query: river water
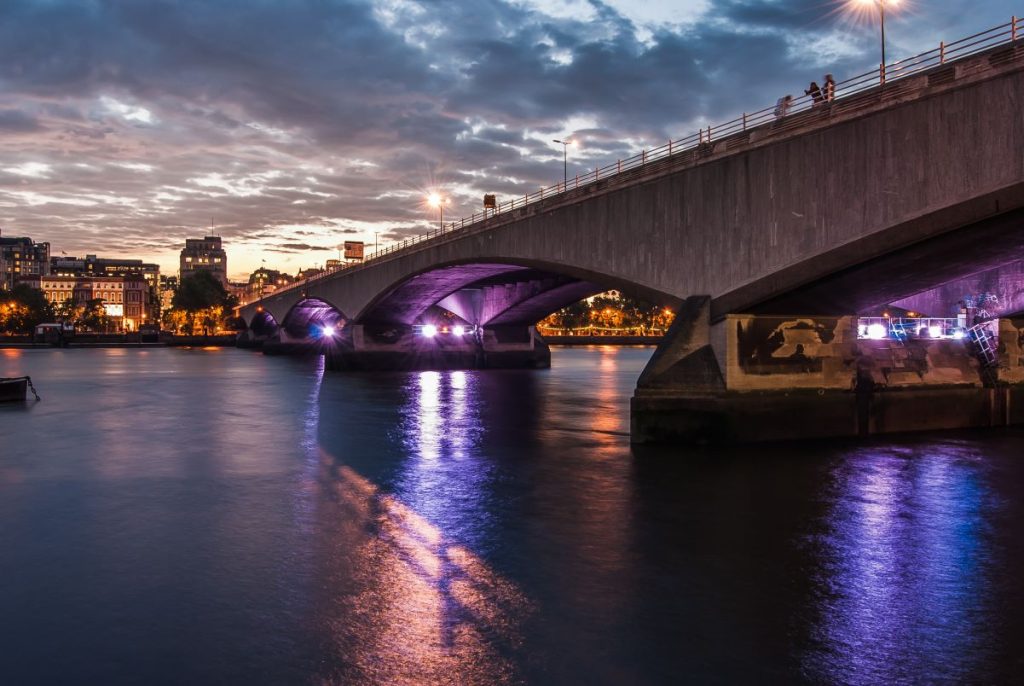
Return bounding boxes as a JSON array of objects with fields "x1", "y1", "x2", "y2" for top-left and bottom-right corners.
[{"x1": 2, "y1": 346, "x2": 1023, "y2": 685}]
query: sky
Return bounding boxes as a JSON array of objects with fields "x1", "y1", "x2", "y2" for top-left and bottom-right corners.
[{"x1": 0, "y1": 0, "x2": 1019, "y2": 280}]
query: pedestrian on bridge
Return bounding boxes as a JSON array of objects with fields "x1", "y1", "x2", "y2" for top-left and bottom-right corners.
[
  {"x1": 805, "y1": 81, "x2": 825, "y2": 106},
  {"x1": 774, "y1": 94, "x2": 794, "y2": 118},
  {"x1": 823, "y1": 74, "x2": 836, "y2": 103}
]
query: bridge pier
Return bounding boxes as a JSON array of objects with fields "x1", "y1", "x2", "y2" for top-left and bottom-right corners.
[
  {"x1": 631, "y1": 297, "x2": 1024, "y2": 444},
  {"x1": 323, "y1": 324, "x2": 550, "y2": 371}
]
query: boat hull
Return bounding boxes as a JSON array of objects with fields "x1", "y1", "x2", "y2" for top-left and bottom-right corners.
[{"x1": 0, "y1": 378, "x2": 28, "y2": 402}]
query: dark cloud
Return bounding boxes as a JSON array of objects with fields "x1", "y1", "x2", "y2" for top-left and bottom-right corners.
[
  {"x1": 274, "y1": 242, "x2": 333, "y2": 252},
  {"x1": 0, "y1": 109, "x2": 41, "y2": 132},
  {"x1": 0, "y1": 0, "x2": 1016, "y2": 277}
]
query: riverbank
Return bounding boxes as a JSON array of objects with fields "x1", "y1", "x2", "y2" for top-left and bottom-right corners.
[
  {"x1": 544, "y1": 335, "x2": 661, "y2": 345},
  {"x1": 0, "y1": 334, "x2": 238, "y2": 348}
]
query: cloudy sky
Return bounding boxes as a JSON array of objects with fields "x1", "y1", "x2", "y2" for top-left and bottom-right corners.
[{"x1": 0, "y1": 0, "x2": 1018, "y2": 279}]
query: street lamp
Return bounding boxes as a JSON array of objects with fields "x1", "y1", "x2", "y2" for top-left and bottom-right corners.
[
  {"x1": 553, "y1": 139, "x2": 576, "y2": 186},
  {"x1": 853, "y1": 0, "x2": 899, "y2": 71},
  {"x1": 427, "y1": 192, "x2": 450, "y2": 231}
]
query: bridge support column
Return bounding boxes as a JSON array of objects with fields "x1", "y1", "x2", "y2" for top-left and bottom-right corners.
[
  {"x1": 324, "y1": 324, "x2": 550, "y2": 371},
  {"x1": 262, "y1": 331, "x2": 322, "y2": 356},
  {"x1": 631, "y1": 299, "x2": 1020, "y2": 444}
]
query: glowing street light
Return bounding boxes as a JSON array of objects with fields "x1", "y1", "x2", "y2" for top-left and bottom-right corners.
[
  {"x1": 852, "y1": 0, "x2": 900, "y2": 72},
  {"x1": 552, "y1": 139, "x2": 577, "y2": 186},
  {"x1": 427, "y1": 192, "x2": 450, "y2": 231}
]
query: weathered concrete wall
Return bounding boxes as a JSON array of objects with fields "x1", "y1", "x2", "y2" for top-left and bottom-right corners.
[
  {"x1": 858, "y1": 338, "x2": 982, "y2": 388},
  {"x1": 715, "y1": 314, "x2": 981, "y2": 392},
  {"x1": 998, "y1": 317, "x2": 1024, "y2": 384},
  {"x1": 242, "y1": 49, "x2": 1024, "y2": 331},
  {"x1": 724, "y1": 315, "x2": 857, "y2": 391},
  {"x1": 631, "y1": 387, "x2": 1022, "y2": 444},
  {"x1": 632, "y1": 311, "x2": 991, "y2": 443}
]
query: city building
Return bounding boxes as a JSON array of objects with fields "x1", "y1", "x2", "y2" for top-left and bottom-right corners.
[
  {"x1": 246, "y1": 267, "x2": 293, "y2": 301},
  {"x1": 0, "y1": 229, "x2": 50, "y2": 290},
  {"x1": 20, "y1": 274, "x2": 150, "y2": 331},
  {"x1": 180, "y1": 236, "x2": 227, "y2": 285},
  {"x1": 51, "y1": 254, "x2": 160, "y2": 322},
  {"x1": 159, "y1": 275, "x2": 178, "y2": 314}
]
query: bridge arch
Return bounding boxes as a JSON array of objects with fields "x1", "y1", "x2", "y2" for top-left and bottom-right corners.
[
  {"x1": 248, "y1": 309, "x2": 281, "y2": 339},
  {"x1": 355, "y1": 258, "x2": 679, "y2": 328},
  {"x1": 280, "y1": 297, "x2": 347, "y2": 339}
]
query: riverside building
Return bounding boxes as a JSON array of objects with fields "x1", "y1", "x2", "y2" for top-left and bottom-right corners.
[
  {"x1": 0, "y1": 229, "x2": 50, "y2": 290},
  {"x1": 180, "y1": 236, "x2": 227, "y2": 285},
  {"x1": 21, "y1": 274, "x2": 150, "y2": 331},
  {"x1": 51, "y1": 254, "x2": 161, "y2": 322}
]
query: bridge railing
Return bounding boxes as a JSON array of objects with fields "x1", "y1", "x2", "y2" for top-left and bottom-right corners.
[{"x1": 258, "y1": 16, "x2": 1023, "y2": 303}]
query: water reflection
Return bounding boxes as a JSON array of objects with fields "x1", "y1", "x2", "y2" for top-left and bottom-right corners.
[
  {"x1": 314, "y1": 454, "x2": 531, "y2": 685},
  {"x1": 395, "y1": 371, "x2": 492, "y2": 550},
  {"x1": 307, "y1": 368, "x2": 531, "y2": 684},
  {"x1": 805, "y1": 443, "x2": 996, "y2": 684},
  {"x1": 405, "y1": 370, "x2": 479, "y2": 462}
]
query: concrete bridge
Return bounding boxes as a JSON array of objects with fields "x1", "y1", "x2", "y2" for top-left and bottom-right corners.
[{"x1": 239, "y1": 32, "x2": 1024, "y2": 443}]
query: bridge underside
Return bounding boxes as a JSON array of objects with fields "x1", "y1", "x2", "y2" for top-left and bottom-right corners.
[
  {"x1": 252, "y1": 263, "x2": 618, "y2": 369},
  {"x1": 730, "y1": 205, "x2": 1024, "y2": 318}
]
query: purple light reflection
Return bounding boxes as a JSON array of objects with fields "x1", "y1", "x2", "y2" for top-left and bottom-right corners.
[
  {"x1": 395, "y1": 369, "x2": 491, "y2": 553},
  {"x1": 804, "y1": 444, "x2": 995, "y2": 684}
]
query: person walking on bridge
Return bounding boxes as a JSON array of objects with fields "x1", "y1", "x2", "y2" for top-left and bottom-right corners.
[{"x1": 823, "y1": 74, "x2": 836, "y2": 103}]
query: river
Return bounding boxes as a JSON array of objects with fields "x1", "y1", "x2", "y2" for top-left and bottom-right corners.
[{"x1": 2, "y1": 346, "x2": 1023, "y2": 684}]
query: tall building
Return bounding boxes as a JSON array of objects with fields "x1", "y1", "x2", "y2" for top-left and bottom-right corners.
[
  {"x1": 51, "y1": 254, "x2": 160, "y2": 322},
  {"x1": 179, "y1": 236, "x2": 227, "y2": 285},
  {"x1": 0, "y1": 229, "x2": 50, "y2": 290},
  {"x1": 159, "y1": 275, "x2": 178, "y2": 315}
]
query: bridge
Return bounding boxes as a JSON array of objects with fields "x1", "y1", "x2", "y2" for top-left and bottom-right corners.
[{"x1": 239, "y1": 20, "x2": 1024, "y2": 443}]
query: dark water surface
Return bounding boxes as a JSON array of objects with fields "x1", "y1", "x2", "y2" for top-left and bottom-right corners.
[{"x1": 2, "y1": 346, "x2": 1024, "y2": 685}]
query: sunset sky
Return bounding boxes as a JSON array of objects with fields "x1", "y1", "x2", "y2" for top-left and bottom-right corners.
[{"x1": 0, "y1": 0, "x2": 1018, "y2": 280}]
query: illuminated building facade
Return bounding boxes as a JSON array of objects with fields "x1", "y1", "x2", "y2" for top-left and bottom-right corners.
[
  {"x1": 246, "y1": 267, "x2": 294, "y2": 300},
  {"x1": 180, "y1": 236, "x2": 227, "y2": 285},
  {"x1": 21, "y1": 274, "x2": 150, "y2": 331},
  {"x1": 51, "y1": 254, "x2": 160, "y2": 322},
  {"x1": 0, "y1": 229, "x2": 50, "y2": 290}
]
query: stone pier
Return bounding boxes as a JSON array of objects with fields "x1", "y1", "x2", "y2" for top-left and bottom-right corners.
[
  {"x1": 631, "y1": 298, "x2": 1024, "y2": 443},
  {"x1": 323, "y1": 324, "x2": 550, "y2": 371}
]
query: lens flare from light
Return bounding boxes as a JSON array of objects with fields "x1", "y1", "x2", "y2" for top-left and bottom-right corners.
[
  {"x1": 453, "y1": 325, "x2": 465, "y2": 336},
  {"x1": 867, "y1": 323, "x2": 888, "y2": 340},
  {"x1": 322, "y1": 325, "x2": 335, "y2": 337},
  {"x1": 928, "y1": 326, "x2": 942, "y2": 339},
  {"x1": 422, "y1": 324, "x2": 438, "y2": 337}
]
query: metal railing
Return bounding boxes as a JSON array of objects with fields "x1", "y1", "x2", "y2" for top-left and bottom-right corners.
[{"x1": 256, "y1": 16, "x2": 1023, "y2": 305}]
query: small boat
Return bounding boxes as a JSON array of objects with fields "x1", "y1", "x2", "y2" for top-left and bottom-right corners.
[{"x1": 0, "y1": 376, "x2": 40, "y2": 402}]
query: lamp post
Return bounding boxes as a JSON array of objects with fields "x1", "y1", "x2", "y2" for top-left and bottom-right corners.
[
  {"x1": 855, "y1": 0, "x2": 899, "y2": 72},
  {"x1": 374, "y1": 231, "x2": 379, "y2": 254},
  {"x1": 427, "y1": 192, "x2": 450, "y2": 231},
  {"x1": 553, "y1": 139, "x2": 576, "y2": 186}
]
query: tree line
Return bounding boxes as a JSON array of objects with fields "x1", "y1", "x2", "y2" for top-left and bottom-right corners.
[
  {"x1": 0, "y1": 271, "x2": 241, "y2": 335},
  {"x1": 538, "y1": 293, "x2": 675, "y2": 334}
]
